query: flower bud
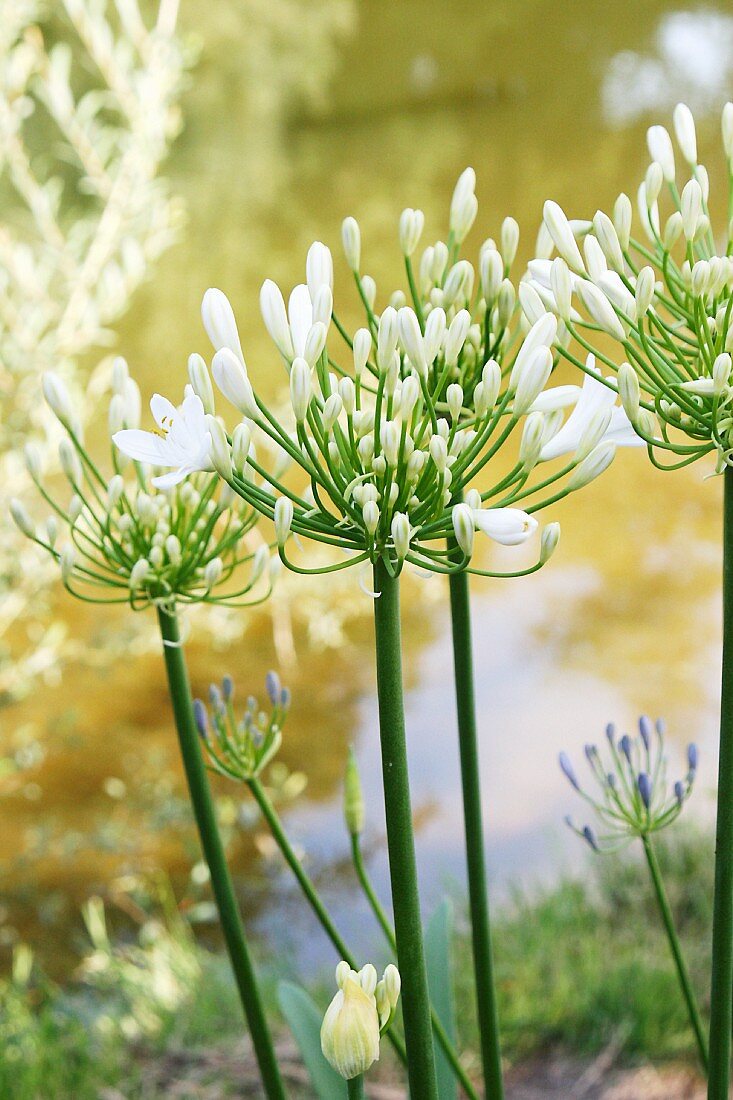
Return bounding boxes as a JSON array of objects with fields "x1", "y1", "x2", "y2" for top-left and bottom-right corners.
[
  {"x1": 673, "y1": 102, "x2": 697, "y2": 164},
  {"x1": 398, "y1": 307, "x2": 427, "y2": 377},
  {"x1": 399, "y1": 208, "x2": 425, "y2": 256},
  {"x1": 274, "y1": 496, "x2": 293, "y2": 546},
  {"x1": 512, "y1": 346, "x2": 553, "y2": 415},
  {"x1": 519, "y1": 411, "x2": 545, "y2": 469},
  {"x1": 212, "y1": 348, "x2": 258, "y2": 417},
  {"x1": 60, "y1": 545, "x2": 76, "y2": 583},
  {"x1": 322, "y1": 393, "x2": 343, "y2": 431},
  {"x1": 644, "y1": 160, "x2": 664, "y2": 206},
  {"x1": 205, "y1": 416, "x2": 233, "y2": 480},
  {"x1": 260, "y1": 279, "x2": 294, "y2": 359},
  {"x1": 480, "y1": 248, "x2": 503, "y2": 303},
  {"x1": 201, "y1": 288, "x2": 244, "y2": 362},
  {"x1": 646, "y1": 124, "x2": 675, "y2": 182},
  {"x1": 129, "y1": 558, "x2": 150, "y2": 589},
  {"x1": 188, "y1": 353, "x2": 215, "y2": 415},
  {"x1": 500, "y1": 216, "x2": 520, "y2": 266},
  {"x1": 204, "y1": 557, "x2": 223, "y2": 589},
  {"x1": 353, "y1": 328, "x2": 372, "y2": 376},
  {"x1": 519, "y1": 281, "x2": 546, "y2": 326},
  {"x1": 445, "y1": 310, "x2": 471, "y2": 367},
  {"x1": 634, "y1": 266, "x2": 656, "y2": 319},
  {"x1": 449, "y1": 167, "x2": 478, "y2": 243},
  {"x1": 723, "y1": 102, "x2": 733, "y2": 163},
  {"x1": 540, "y1": 521, "x2": 561, "y2": 564},
  {"x1": 362, "y1": 500, "x2": 380, "y2": 536},
  {"x1": 543, "y1": 200, "x2": 585, "y2": 273},
  {"x1": 429, "y1": 433, "x2": 448, "y2": 471},
  {"x1": 321, "y1": 971, "x2": 380, "y2": 1080},
  {"x1": 42, "y1": 372, "x2": 75, "y2": 427},
  {"x1": 550, "y1": 257, "x2": 573, "y2": 320},
  {"x1": 232, "y1": 422, "x2": 252, "y2": 474},
  {"x1": 714, "y1": 353, "x2": 732, "y2": 394},
  {"x1": 451, "y1": 502, "x2": 474, "y2": 557},
  {"x1": 576, "y1": 281, "x2": 626, "y2": 341},
  {"x1": 575, "y1": 406, "x2": 612, "y2": 462},
  {"x1": 613, "y1": 192, "x2": 633, "y2": 251},
  {"x1": 567, "y1": 440, "x2": 616, "y2": 490},
  {"x1": 344, "y1": 748, "x2": 365, "y2": 836},
  {"x1": 306, "y1": 241, "x2": 333, "y2": 299},
  {"x1": 391, "y1": 513, "x2": 410, "y2": 560},
  {"x1": 303, "y1": 321, "x2": 327, "y2": 368},
  {"x1": 342, "y1": 216, "x2": 361, "y2": 271},
  {"x1": 618, "y1": 362, "x2": 640, "y2": 421},
  {"x1": 10, "y1": 499, "x2": 34, "y2": 538},
  {"x1": 290, "y1": 357, "x2": 312, "y2": 422},
  {"x1": 380, "y1": 420, "x2": 400, "y2": 466},
  {"x1": 680, "y1": 179, "x2": 702, "y2": 241}
]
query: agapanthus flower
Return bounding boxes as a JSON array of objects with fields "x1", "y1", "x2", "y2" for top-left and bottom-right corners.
[
  {"x1": 560, "y1": 716, "x2": 698, "y2": 850},
  {"x1": 320, "y1": 961, "x2": 401, "y2": 1080},
  {"x1": 13, "y1": 360, "x2": 272, "y2": 609},
  {"x1": 195, "y1": 670, "x2": 290, "y2": 780},
  {"x1": 529, "y1": 101, "x2": 733, "y2": 472}
]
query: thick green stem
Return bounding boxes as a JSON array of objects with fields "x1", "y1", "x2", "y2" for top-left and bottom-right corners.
[
  {"x1": 347, "y1": 1075, "x2": 365, "y2": 1099},
  {"x1": 249, "y1": 777, "x2": 408, "y2": 1066},
  {"x1": 708, "y1": 466, "x2": 733, "y2": 1099},
  {"x1": 447, "y1": 544, "x2": 505, "y2": 1100},
  {"x1": 642, "y1": 835, "x2": 708, "y2": 1072},
  {"x1": 351, "y1": 834, "x2": 479, "y2": 1100},
  {"x1": 156, "y1": 608, "x2": 286, "y2": 1100},
  {"x1": 372, "y1": 557, "x2": 439, "y2": 1100}
]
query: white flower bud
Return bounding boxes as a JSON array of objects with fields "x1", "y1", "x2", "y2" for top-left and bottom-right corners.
[
  {"x1": 107, "y1": 475, "x2": 124, "y2": 508},
  {"x1": 543, "y1": 200, "x2": 585, "y2": 273},
  {"x1": 519, "y1": 411, "x2": 545, "y2": 469},
  {"x1": 449, "y1": 167, "x2": 478, "y2": 244},
  {"x1": 673, "y1": 102, "x2": 697, "y2": 164},
  {"x1": 584, "y1": 233, "x2": 608, "y2": 282},
  {"x1": 512, "y1": 346, "x2": 553, "y2": 415},
  {"x1": 644, "y1": 161, "x2": 664, "y2": 206},
  {"x1": 592, "y1": 211, "x2": 625, "y2": 273},
  {"x1": 42, "y1": 372, "x2": 75, "y2": 426},
  {"x1": 398, "y1": 307, "x2": 427, "y2": 377},
  {"x1": 363, "y1": 500, "x2": 380, "y2": 536},
  {"x1": 714, "y1": 353, "x2": 732, "y2": 394},
  {"x1": 205, "y1": 416, "x2": 233, "y2": 480},
  {"x1": 274, "y1": 497, "x2": 293, "y2": 546},
  {"x1": 321, "y1": 971, "x2": 380, "y2": 1080},
  {"x1": 399, "y1": 208, "x2": 425, "y2": 256},
  {"x1": 634, "y1": 266, "x2": 656, "y2": 319},
  {"x1": 391, "y1": 512, "x2": 411, "y2": 560},
  {"x1": 613, "y1": 192, "x2": 632, "y2": 251},
  {"x1": 473, "y1": 506, "x2": 537, "y2": 545},
  {"x1": 303, "y1": 321, "x2": 327, "y2": 367},
  {"x1": 550, "y1": 257, "x2": 573, "y2": 319},
  {"x1": 24, "y1": 444, "x2": 42, "y2": 480},
  {"x1": 400, "y1": 374, "x2": 421, "y2": 421},
  {"x1": 232, "y1": 422, "x2": 252, "y2": 474},
  {"x1": 443, "y1": 260, "x2": 474, "y2": 305},
  {"x1": 576, "y1": 281, "x2": 626, "y2": 340},
  {"x1": 69, "y1": 496, "x2": 83, "y2": 523},
  {"x1": 646, "y1": 125, "x2": 675, "y2": 182},
  {"x1": 165, "y1": 534, "x2": 182, "y2": 564},
  {"x1": 322, "y1": 393, "x2": 343, "y2": 431},
  {"x1": 380, "y1": 421, "x2": 400, "y2": 466},
  {"x1": 377, "y1": 308, "x2": 399, "y2": 370},
  {"x1": 575, "y1": 406, "x2": 613, "y2": 462},
  {"x1": 260, "y1": 280, "x2": 294, "y2": 359},
  {"x1": 480, "y1": 248, "x2": 503, "y2": 303},
  {"x1": 312, "y1": 285, "x2": 333, "y2": 328},
  {"x1": 481, "y1": 359, "x2": 502, "y2": 410},
  {"x1": 201, "y1": 288, "x2": 244, "y2": 362},
  {"x1": 306, "y1": 241, "x2": 333, "y2": 300},
  {"x1": 618, "y1": 362, "x2": 641, "y2": 421},
  {"x1": 680, "y1": 179, "x2": 703, "y2": 241},
  {"x1": 451, "y1": 502, "x2": 474, "y2": 557},
  {"x1": 290, "y1": 357, "x2": 312, "y2": 422},
  {"x1": 339, "y1": 377, "x2": 356, "y2": 416},
  {"x1": 723, "y1": 102, "x2": 733, "y2": 163},
  {"x1": 500, "y1": 216, "x2": 520, "y2": 266},
  {"x1": 496, "y1": 279, "x2": 516, "y2": 327},
  {"x1": 447, "y1": 383, "x2": 463, "y2": 422},
  {"x1": 353, "y1": 328, "x2": 372, "y2": 376},
  {"x1": 10, "y1": 499, "x2": 34, "y2": 538},
  {"x1": 445, "y1": 310, "x2": 471, "y2": 367},
  {"x1": 519, "y1": 281, "x2": 547, "y2": 326},
  {"x1": 540, "y1": 522, "x2": 561, "y2": 564},
  {"x1": 424, "y1": 307, "x2": 447, "y2": 364},
  {"x1": 342, "y1": 216, "x2": 361, "y2": 271},
  {"x1": 129, "y1": 558, "x2": 149, "y2": 589},
  {"x1": 361, "y1": 275, "x2": 377, "y2": 310},
  {"x1": 188, "y1": 353, "x2": 215, "y2": 415},
  {"x1": 203, "y1": 557, "x2": 223, "y2": 589},
  {"x1": 59, "y1": 439, "x2": 81, "y2": 484},
  {"x1": 212, "y1": 348, "x2": 258, "y2": 417},
  {"x1": 567, "y1": 440, "x2": 616, "y2": 490},
  {"x1": 60, "y1": 545, "x2": 76, "y2": 583},
  {"x1": 429, "y1": 433, "x2": 448, "y2": 471}
]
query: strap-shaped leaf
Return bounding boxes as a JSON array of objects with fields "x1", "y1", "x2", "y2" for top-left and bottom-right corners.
[{"x1": 278, "y1": 980, "x2": 345, "y2": 1099}]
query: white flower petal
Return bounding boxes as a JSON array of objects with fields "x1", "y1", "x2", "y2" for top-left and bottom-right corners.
[{"x1": 473, "y1": 507, "x2": 538, "y2": 546}]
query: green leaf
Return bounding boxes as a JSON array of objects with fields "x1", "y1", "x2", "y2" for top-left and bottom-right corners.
[
  {"x1": 425, "y1": 897, "x2": 458, "y2": 1100},
  {"x1": 277, "y1": 980, "x2": 345, "y2": 1099}
]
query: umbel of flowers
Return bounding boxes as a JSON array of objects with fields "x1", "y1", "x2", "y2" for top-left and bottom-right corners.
[
  {"x1": 11, "y1": 359, "x2": 272, "y2": 611},
  {"x1": 12, "y1": 361, "x2": 288, "y2": 1099},
  {"x1": 113, "y1": 168, "x2": 643, "y2": 1098},
  {"x1": 527, "y1": 101, "x2": 733, "y2": 1100}
]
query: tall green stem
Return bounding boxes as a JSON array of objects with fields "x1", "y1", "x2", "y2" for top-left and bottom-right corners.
[
  {"x1": 372, "y1": 557, "x2": 438, "y2": 1100},
  {"x1": 642, "y1": 835, "x2": 708, "y2": 1072},
  {"x1": 347, "y1": 1075, "x2": 365, "y2": 1099},
  {"x1": 708, "y1": 466, "x2": 733, "y2": 1099},
  {"x1": 156, "y1": 608, "x2": 286, "y2": 1100},
  {"x1": 447, "y1": 538, "x2": 505, "y2": 1100}
]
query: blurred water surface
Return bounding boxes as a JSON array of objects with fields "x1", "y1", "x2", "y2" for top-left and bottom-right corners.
[{"x1": 1, "y1": 0, "x2": 731, "y2": 975}]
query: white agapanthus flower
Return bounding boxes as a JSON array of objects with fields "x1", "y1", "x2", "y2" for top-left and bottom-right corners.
[{"x1": 114, "y1": 389, "x2": 214, "y2": 489}]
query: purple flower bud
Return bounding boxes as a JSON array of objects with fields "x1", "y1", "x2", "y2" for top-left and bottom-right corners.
[
  {"x1": 222, "y1": 675, "x2": 234, "y2": 701},
  {"x1": 265, "y1": 671, "x2": 281, "y2": 706},
  {"x1": 582, "y1": 825, "x2": 599, "y2": 851},
  {"x1": 559, "y1": 751, "x2": 579, "y2": 790},
  {"x1": 655, "y1": 717, "x2": 666, "y2": 737},
  {"x1": 674, "y1": 780, "x2": 684, "y2": 806},
  {"x1": 193, "y1": 699, "x2": 209, "y2": 739},
  {"x1": 584, "y1": 743, "x2": 598, "y2": 765},
  {"x1": 605, "y1": 722, "x2": 616, "y2": 745},
  {"x1": 619, "y1": 734, "x2": 632, "y2": 764},
  {"x1": 606, "y1": 773, "x2": 616, "y2": 789},
  {"x1": 280, "y1": 686, "x2": 291, "y2": 709},
  {"x1": 687, "y1": 744, "x2": 698, "y2": 773},
  {"x1": 638, "y1": 772, "x2": 652, "y2": 809},
  {"x1": 209, "y1": 683, "x2": 223, "y2": 710},
  {"x1": 638, "y1": 715, "x2": 652, "y2": 751}
]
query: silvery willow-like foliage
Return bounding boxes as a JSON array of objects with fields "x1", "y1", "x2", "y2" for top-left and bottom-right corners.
[
  {"x1": 11, "y1": 362, "x2": 272, "y2": 610},
  {"x1": 560, "y1": 716, "x2": 698, "y2": 850},
  {"x1": 530, "y1": 101, "x2": 733, "y2": 471},
  {"x1": 116, "y1": 170, "x2": 645, "y2": 580}
]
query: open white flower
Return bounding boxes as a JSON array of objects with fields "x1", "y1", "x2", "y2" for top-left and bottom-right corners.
[
  {"x1": 472, "y1": 507, "x2": 538, "y2": 546},
  {"x1": 539, "y1": 357, "x2": 644, "y2": 461},
  {"x1": 113, "y1": 388, "x2": 212, "y2": 488}
]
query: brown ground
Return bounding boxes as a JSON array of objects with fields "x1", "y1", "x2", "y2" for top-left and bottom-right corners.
[{"x1": 101, "y1": 1039, "x2": 709, "y2": 1099}]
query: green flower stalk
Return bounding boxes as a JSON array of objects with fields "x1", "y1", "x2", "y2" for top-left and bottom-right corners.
[
  {"x1": 12, "y1": 364, "x2": 285, "y2": 1100},
  {"x1": 115, "y1": 175, "x2": 637, "y2": 1095},
  {"x1": 559, "y1": 717, "x2": 705, "y2": 1071},
  {"x1": 530, "y1": 100, "x2": 733, "y2": 1097}
]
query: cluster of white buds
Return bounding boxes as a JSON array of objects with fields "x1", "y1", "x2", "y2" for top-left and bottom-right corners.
[
  {"x1": 320, "y1": 960, "x2": 401, "y2": 1079},
  {"x1": 530, "y1": 102, "x2": 733, "y2": 471},
  {"x1": 196, "y1": 671, "x2": 290, "y2": 780},
  {"x1": 12, "y1": 361, "x2": 272, "y2": 610},
  {"x1": 121, "y1": 170, "x2": 650, "y2": 583}
]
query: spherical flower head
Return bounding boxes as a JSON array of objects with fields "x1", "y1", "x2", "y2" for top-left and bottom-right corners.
[
  {"x1": 531, "y1": 101, "x2": 733, "y2": 473},
  {"x1": 560, "y1": 716, "x2": 697, "y2": 849},
  {"x1": 17, "y1": 362, "x2": 269, "y2": 611},
  {"x1": 163, "y1": 178, "x2": 644, "y2": 586}
]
